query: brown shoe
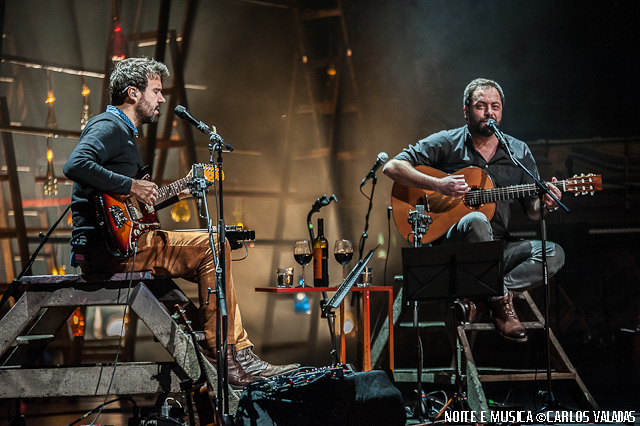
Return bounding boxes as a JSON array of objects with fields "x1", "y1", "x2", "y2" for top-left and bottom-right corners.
[
  {"x1": 236, "y1": 347, "x2": 300, "y2": 379},
  {"x1": 456, "y1": 299, "x2": 484, "y2": 323},
  {"x1": 490, "y1": 292, "x2": 527, "y2": 342},
  {"x1": 202, "y1": 344, "x2": 257, "y2": 388}
]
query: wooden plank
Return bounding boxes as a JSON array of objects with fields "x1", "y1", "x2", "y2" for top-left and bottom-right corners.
[
  {"x1": 478, "y1": 372, "x2": 577, "y2": 382},
  {"x1": 0, "y1": 363, "x2": 186, "y2": 398},
  {"x1": 1, "y1": 306, "x2": 76, "y2": 366},
  {"x1": 0, "y1": 290, "x2": 49, "y2": 356},
  {"x1": 128, "y1": 282, "x2": 200, "y2": 380}
]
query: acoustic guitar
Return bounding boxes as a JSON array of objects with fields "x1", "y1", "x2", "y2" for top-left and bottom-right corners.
[
  {"x1": 391, "y1": 165, "x2": 602, "y2": 244},
  {"x1": 94, "y1": 164, "x2": 220, "y2": 257}
]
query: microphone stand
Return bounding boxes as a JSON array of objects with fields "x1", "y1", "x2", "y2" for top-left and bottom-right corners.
[
  {"x1": 210, "y1": 137, "x2": 233, "y2": 424},
  {"x1": 352, "y1": 174, "x2": 379, "y2": 371},
  {"x1": 490, "y1": 123, "x2": 570, "y2": 415},
  {"x1": 358, "y1": 176, "x2": 378, "y2": 261},
  {"x1": 189, "y1": 138, "x2": 233, "y2": 424},
  {"x1": 305, "y1": 195, "x2": 338, "y2": 363}
]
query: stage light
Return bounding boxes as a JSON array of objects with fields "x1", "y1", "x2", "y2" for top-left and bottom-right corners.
[
  {"x1": 112, "y1": 20, "x2": 125, "y2": 61},
  {"x1": 342, "y1": 311, "x2": 354, "y2": 334},
  {"x1": 171, "y1": 199, "x2": 191, "y2": 223},
  {"x1": 294, "y1": 292, "x2": 311, "y2": 315},
  {"x1": 69, "y1": 307, "x2": 85, "y2": 337},
  {"x1": 106, "y1": 312, "x2": 129, "y2": 337}
]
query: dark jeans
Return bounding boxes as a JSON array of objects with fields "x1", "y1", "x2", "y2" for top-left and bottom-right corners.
[{"x1": 442, "y1": 211, "x2": 565, "y2": 297}]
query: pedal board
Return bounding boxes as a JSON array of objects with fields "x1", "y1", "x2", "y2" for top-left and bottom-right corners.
[{"x1": 248, "y1": 364, "x2": 356, "y2": 395}]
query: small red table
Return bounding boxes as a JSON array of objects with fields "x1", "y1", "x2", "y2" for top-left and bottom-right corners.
[{"x1": 255, "y1": 286, "x2": 394, "y2": 372}]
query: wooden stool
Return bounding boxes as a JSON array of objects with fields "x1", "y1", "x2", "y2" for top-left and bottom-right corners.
[
  {"x1": 0, "y1": 273, "x2": 211, "y2": 400},
  {"x1": 456, "y1": 291, "x2": 599, "y2": 414}
]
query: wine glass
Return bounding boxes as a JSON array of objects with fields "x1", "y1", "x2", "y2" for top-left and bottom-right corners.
[
  {"x1": 334, "y1": 239, "x2": 353, "y2": 280},
  {"x1": 293, "y1": 240, "x2": 313, "y2": 288}
]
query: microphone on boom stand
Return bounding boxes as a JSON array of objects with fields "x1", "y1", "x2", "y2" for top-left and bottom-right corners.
[{"x1": 174, "y1": 105, "x2": 234, "y2": 152}]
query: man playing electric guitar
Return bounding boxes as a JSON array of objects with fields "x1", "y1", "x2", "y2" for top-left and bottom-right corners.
[
  {"x1": 63, "y1": 57, "x2": 297, "y2": 386},
  {"x1": 383, "y1": 78, "x2": 565, "y2": 342}
]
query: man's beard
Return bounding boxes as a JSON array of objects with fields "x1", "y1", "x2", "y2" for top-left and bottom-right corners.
[
  {"x1": 470, "y1": 118, "x2": 495, "y2": 137},
  {"x1": 135, "y1": 99, "x2": 159, "y2": 124}
]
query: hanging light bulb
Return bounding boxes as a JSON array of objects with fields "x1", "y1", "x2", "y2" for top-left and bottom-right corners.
[
  {"x1": 80, "y1": 78, "x2": 91, "y2": 130},
  {"x1": 171, "y1": 199, "x2": 191, "y2": 223},
  {"x1": 44, "y1": 138, "x2": 58, "y2": 196},
  {"x1": 44, "y1": 70, "x2": 58, "y2": 196}
]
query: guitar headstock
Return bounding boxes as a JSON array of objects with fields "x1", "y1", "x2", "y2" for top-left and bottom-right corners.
[
  {"x1": 564, "y1": 173, "x2": 602, "y2": 196},
  {"x1": 200, "y1": 164, "x2": 224, "y2": 182}
]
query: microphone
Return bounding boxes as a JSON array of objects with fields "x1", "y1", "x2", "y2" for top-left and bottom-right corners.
[
  {"x1": 175, "y1": 105, "x2": 209, "y2": 131},
  {"x1": 486, "y1": 119, "x2": 510, "y2": 149},
  {"x1": 174, "y1": 105, "x2": 234, "y2": 151},
  {"x1": 361, "y1": 152, "x2": 388, "y2": 186}
]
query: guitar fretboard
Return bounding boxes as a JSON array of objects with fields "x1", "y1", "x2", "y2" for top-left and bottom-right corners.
[
  {"x1": 464, "y1": 179, "x2": 569, "y2": 206},
  {"x1": 154, "y1": 164, "x2": 217, "y2": 206},
  {"x1": 157, "y1": 177, "x2": 189, "y2": 205}
]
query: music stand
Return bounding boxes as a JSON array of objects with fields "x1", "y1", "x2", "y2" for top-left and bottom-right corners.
[
  {"x1": 322, "y1": 246, "x2": 378, "y2": 366},
  {"x1": 401, "y1": 241, "x2": 504, "y2": 421}
]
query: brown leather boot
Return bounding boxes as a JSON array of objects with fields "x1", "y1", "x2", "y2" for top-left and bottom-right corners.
[
  {"x1": 202, "y1": 344, "x2": 257, "y2": 389},
  {"x1": 456, "y1": 299, "x2": 485, "y2": 323},
  {"x1": 236, "y1": 347, "x2": 300, "y2": 379},
  {"x1": 490, "y1": 291, "x2": 527, "y2": 342}
]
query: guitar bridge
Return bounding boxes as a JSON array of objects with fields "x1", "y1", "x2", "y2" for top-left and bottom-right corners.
[{"x1": 109, "y1": 205, "x2": 126, "y2": 229}]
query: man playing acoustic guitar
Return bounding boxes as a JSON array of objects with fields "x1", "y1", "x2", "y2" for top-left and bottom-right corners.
[
  {"x1": 383, "y1": 78, "x2": 565, "y2": 342},
  {"x1": 64, "y1": 57, "x2": 297, "y2": 385}
]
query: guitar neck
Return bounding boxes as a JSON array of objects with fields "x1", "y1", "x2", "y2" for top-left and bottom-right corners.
[
  {"x1": 156, "y1": 177, "x2": 189, "y2": 206},
  {"x1": 465, "y1": 179, "x2": 570, "y2": 205}
]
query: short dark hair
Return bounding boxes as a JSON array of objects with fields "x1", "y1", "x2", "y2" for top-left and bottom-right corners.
[
  {"x1": 463, "y1": 78, "x2": 505, "y2": 108},
  {"x1": 109, "y1": 57, "x2": 170, "y2": 105}
]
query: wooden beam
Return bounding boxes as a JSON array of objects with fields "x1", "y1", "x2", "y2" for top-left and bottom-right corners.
[
  {"x1": 0, "y1": 98, "x2": 31, "y2": 275},
  {"x1": 0, "y1": 363, "x2": 186, "y2": 398}
]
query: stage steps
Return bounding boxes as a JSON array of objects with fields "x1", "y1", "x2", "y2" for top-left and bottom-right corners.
[
  {"x1": 0, "y1": 273, "x2": 240, "y2": 412},
  {"x1": 390, "y1": 287, "x2": 598, "y2": 415}
]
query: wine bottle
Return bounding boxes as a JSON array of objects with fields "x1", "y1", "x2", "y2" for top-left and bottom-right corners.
[{"x1": 313, "y1": 218, "x2": 329, "y2": 287}]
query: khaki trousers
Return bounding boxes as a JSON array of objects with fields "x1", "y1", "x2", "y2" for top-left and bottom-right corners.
[{"x1": 80, "y1": 230, "x2": 252, "y2": 350}]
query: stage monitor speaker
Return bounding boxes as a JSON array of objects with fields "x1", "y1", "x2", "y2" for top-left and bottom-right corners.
[
  {"x1": 402, "y1": 241, "x2": 504, "y2": 302},
  {"x1": 234, "y1": 368, "x2": 405, "y2": 426}
]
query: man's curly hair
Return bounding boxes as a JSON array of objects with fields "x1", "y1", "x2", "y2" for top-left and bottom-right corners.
[
  {"x1": 109, "y1": 57, "x2": 170, "y2": 105},
  {"x1": 463, "y1": 78, "x2": 505, "y2": 108}
]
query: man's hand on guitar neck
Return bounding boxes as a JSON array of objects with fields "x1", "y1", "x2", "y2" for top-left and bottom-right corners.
[
  {"x1": 528, "y1": 177, "x2": 562, "y2": 220},
  {"x1": 178, "y1": 169, "x2": 193, "y2": 200},
  {"x1": 130, "y1": 179, "x2": 159, "y2": 205}
]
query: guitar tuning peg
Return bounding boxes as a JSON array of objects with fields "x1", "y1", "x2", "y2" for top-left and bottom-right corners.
[
  {"x1": 575, "y1": 193, "x2": 579, "y2": 196},
  {"x1": 591, "y1": 191, "x2": 595, "y2": 196}
]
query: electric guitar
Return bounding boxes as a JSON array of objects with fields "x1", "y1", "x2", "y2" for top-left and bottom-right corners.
[
  {"x1": 391, "y1": 165, "x2": 602, "y2": 244},
  {"x1": 95, "y1": 164, "x2": 220, "y2": 258}
]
